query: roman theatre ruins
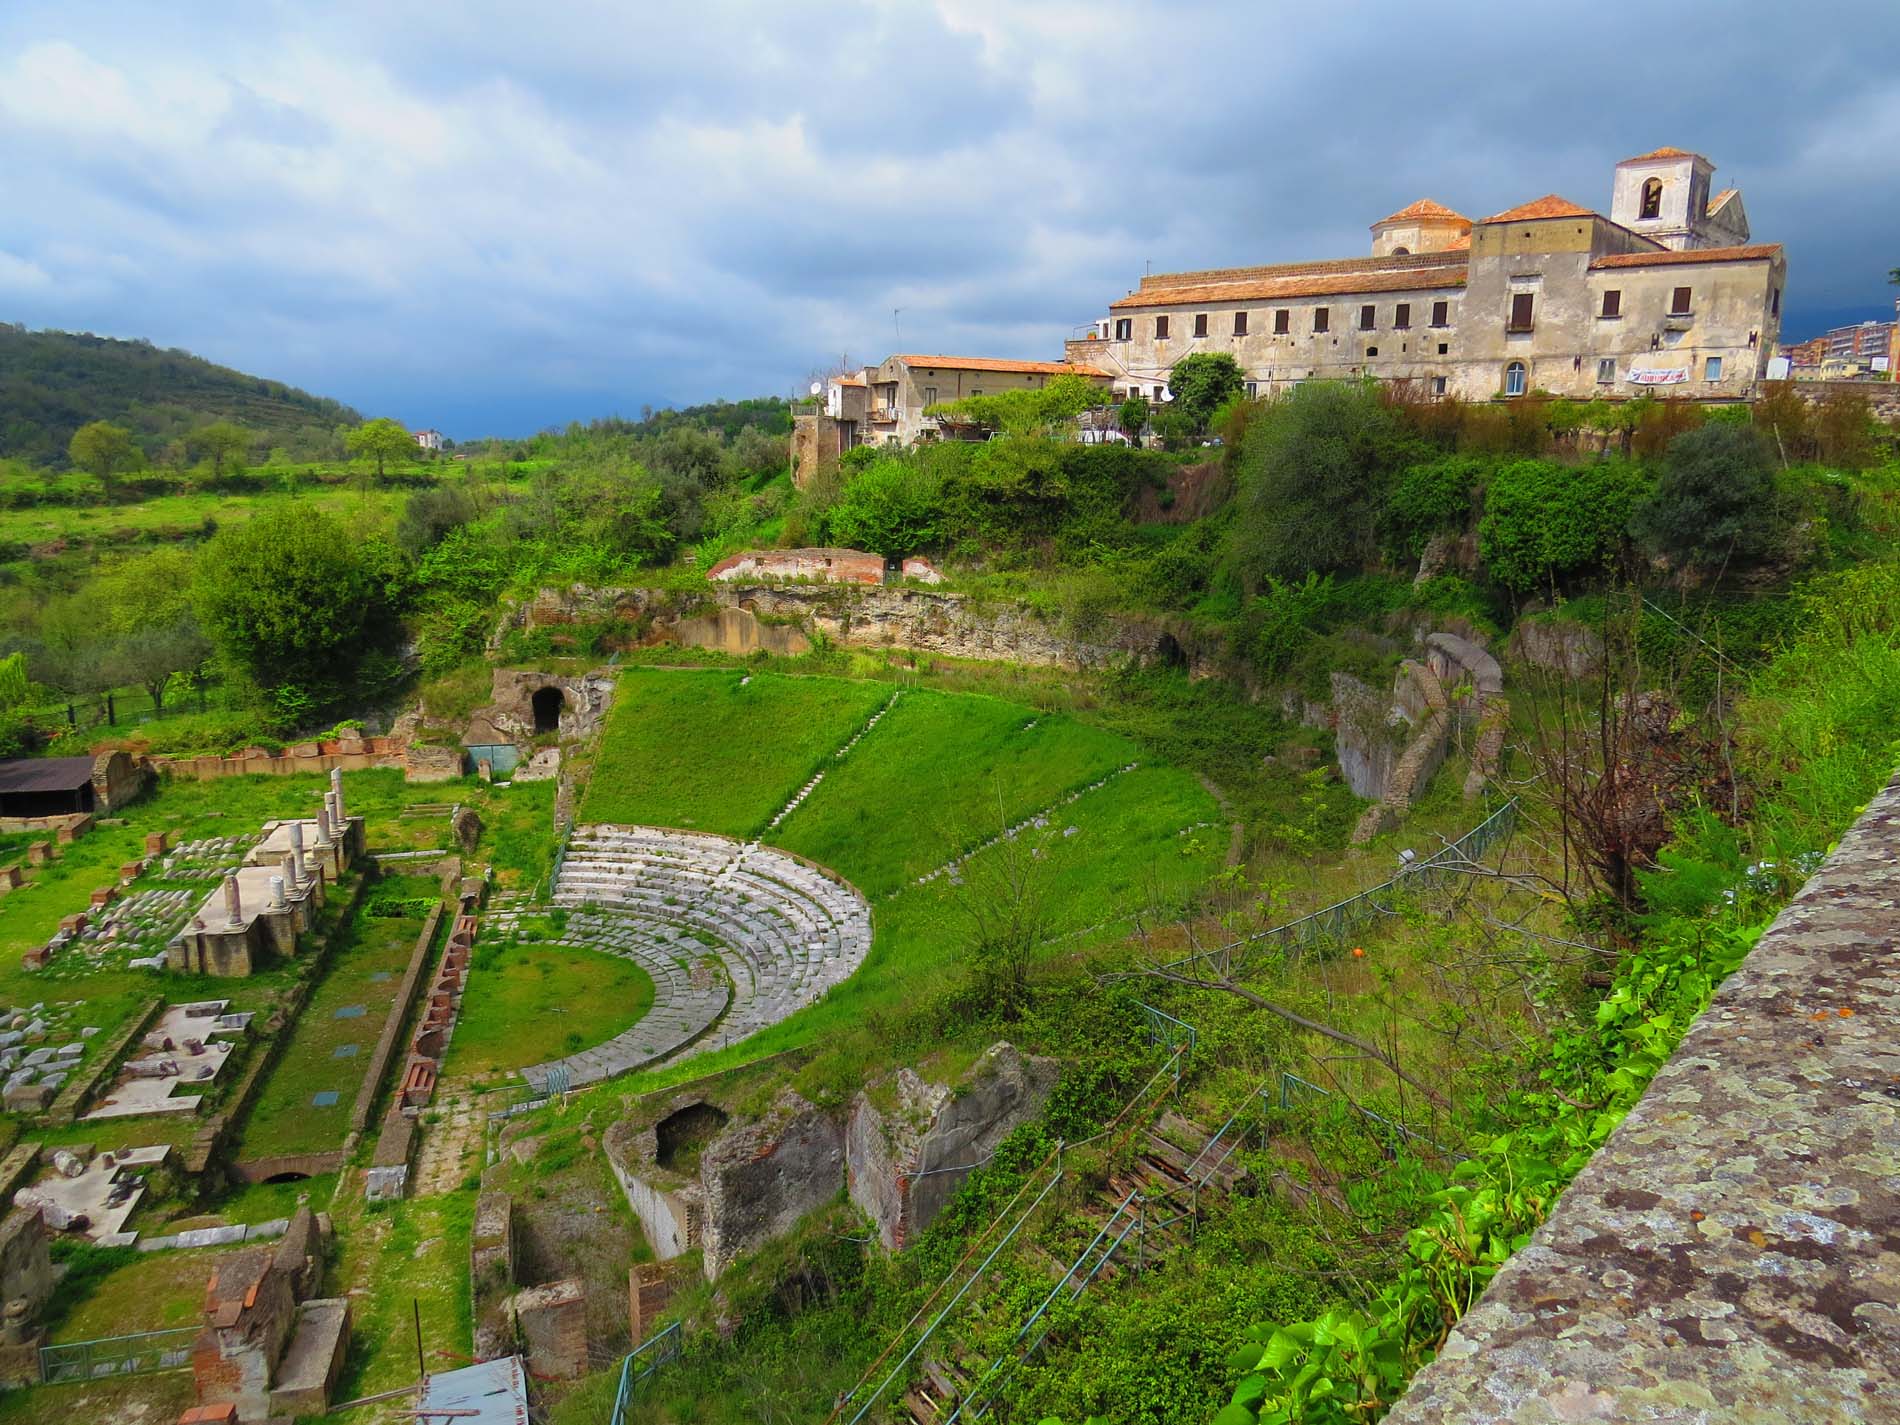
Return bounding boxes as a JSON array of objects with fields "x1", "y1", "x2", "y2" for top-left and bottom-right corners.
[{"x1": 484, "y1": 824, "x2": 872, "y2": 1091}]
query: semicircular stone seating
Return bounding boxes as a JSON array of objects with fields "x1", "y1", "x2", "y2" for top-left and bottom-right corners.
[{"x1": 500, "y1": 824, "x2": 872, "y2": 1093}]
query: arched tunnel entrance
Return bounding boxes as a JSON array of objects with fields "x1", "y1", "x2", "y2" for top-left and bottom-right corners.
[{"x1": 531, "y1": 686, "x2": 565, "y2": 734}]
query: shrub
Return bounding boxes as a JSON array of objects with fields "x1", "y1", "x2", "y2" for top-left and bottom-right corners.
[
  {"x1": 1477, "y1": 458, "x2": 1650, "y2": 592},
  {"x1": 1634, "y1": 423, "x2": 1789, "y2": 577},
  {"x1": 1385, "y1": 455, "x2": 1483, "y2": 558},
  {"x1": 827, "y1": 456, "x2": 944, "y2": 556},
  {"x1": 1234, "y1": 381, "x2": 1418, "y2": 587}
]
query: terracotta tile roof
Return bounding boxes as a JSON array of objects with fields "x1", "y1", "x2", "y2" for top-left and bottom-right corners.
[
  {"x1": 833, "y1": 375, "x2": 866, "y2": 386},
  {"x1": 1443, "y1": 233, "x2": 1471, "y2": 251},
  {"x1": 1621, "y1": 146, "x2": 1700, "y2": 164},
  {"x1": 1138, "y1": 251, "x2": 1463, "y2": 292},
  {"x1": 1109, "y1": 265, "x2": 1466, "y2": 310},
  {"x1": 1376, "y1": 198, "x2": 1469, "y2": 226},
  {"x1": 1591, "y1": 243, "x2": 1782, "y2": 270},
  {"x1": 892, "y1": 355, "x2": 1110, "y2": 377},
  {"x1": 1706, "y1": 188, "x2": 1740, "y2": 214},
  {"x1": 1479, "y1": 195, "x2": 1598, "y2": 224}
]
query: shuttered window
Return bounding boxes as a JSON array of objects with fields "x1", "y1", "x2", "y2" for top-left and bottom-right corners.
[
  {"x1": 1233, "y1": 312, "x2": 1248, "y2": 336},
  {"x1": 1430, "y1": 300, "x2": 1449, "y2": 327},
  {"x1": 1313, "y1": 308, "x2": 1330, "y2": 333},
  {"x1": 1359, "y1": 304, "x2": 1376, "y2": 330},
  {"x1": 1508, "y1": 293, "x2": 1535, "y2": 332},
  {"x1": 1601, "y1": 290, "x2": 1621, "y2": 318},
  {"x1": 1394, "y1": 303, "x2": 1410, "y2": 330},
  {"x1": 1671, "y1": 286, "x2": 1693, "y2": 315},
  {"x1": 1274, "y1": 309, "x2": 1290, "y2": 334},
  {"x1": 1155, "y1": 315, "x2": 1170, "y2": 340},
  {"x1": 1193, "y1": 313, "x2": 1209, "y2": 338}
]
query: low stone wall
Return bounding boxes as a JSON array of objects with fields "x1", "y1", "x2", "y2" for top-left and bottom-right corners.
[
  {"x1": 150, "y1": 738, "x2": 405, "y2": 781},
  {"x1": 1385, "y1": 766, "x2": 1900, "y2": 1425},
  {"x1": 349, "y1": 900, "x2": 446, "y2": 1135},
  {"x1": 502, "y1": 582, "x2": 1221, "y2": 677}
]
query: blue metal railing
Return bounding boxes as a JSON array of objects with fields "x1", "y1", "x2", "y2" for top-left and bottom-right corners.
[
  {"x1": 1165, "y1": 799, "x2": 1518, "y2": 979},
  {"x1": 39, "y1": 1326, "x2": 196, "y2": 1384},
  {"x1": 610, "y1": 1320, "x2": 682, "y2": 1424}
]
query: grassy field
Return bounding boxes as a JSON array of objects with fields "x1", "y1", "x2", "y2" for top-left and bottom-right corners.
[
  {"x1": 442, "y1": 942, "x2": 655, "y2": 1081},
  {"x1": 772, "y1": 689, "x2": 1139, "y2": 897},
  {"x1": 50, "y1": 1244, "x2": 235, "y2": 1340},
  {"x1": 237, "y1": 875, "x2": 440, "y2": 1160},
  {"x1": 330, "y1": 1187, "x2": 475, "y2": 1400},
  {"x1": 578, "y1": 669, "x2": 890, "y2": 837}
]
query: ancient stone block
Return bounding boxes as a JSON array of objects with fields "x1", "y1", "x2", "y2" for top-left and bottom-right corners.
[
  {"x1": 699, "y1": 1089, "x2": 845, "y2": 1279},
  {"x1": 88, "y1": 886, "x2": 117, "y2": 909},
  {"x1": 403, "y1": 744, "x2": 464, "y2": 784},
  {"x1": 144, "y1": 831, "x2": 170, "y2": 856},
  {"x1": 0, "y1": 867, "x2": 21, "y2": 893},
  {"x1": 507, "y1": 1278, "x2": 586, "y2": 1380},
  {"x1": 847, "y1": 1042, "x2": 1058, "y2": 1251},
  {"x1": 54, "y1": 816, "x2": 90, "y2": 845},
  {"x1": 24, "y1": 844, "x2": 50, "y2": 867}
]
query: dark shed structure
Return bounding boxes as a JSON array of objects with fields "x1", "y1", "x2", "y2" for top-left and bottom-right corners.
[{"x1": 0, "y1": 757, "x2": 97, "y2": 818}]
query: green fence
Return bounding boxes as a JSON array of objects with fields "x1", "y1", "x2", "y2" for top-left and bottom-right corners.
[{"x1": 39, "y1": 1325, "x2": 198, "y2": 1384}]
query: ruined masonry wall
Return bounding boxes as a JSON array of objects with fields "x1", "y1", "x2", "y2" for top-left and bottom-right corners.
[{"x1": 1385, "y1": 765, "x2": 1900, "y2": 1425}]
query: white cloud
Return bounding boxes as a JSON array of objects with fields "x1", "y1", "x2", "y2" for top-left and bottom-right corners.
[{"x1": 0, "y1": 2, "x2": 1893, "y2": 435}]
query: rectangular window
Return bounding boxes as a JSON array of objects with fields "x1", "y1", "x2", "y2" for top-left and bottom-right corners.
[
  {"x1": 1359, "y1": 304, "x2": 1376, "y2": 331},
  {"x1": 1155, "y1": 315, "x2": 1170, "y2": 340},
  {"x1": 970, "y1": 388, "x2": 982, "y2": 397},
  {"x1": 1313, "y1": 307, "x2": 1330, "y2": 333},
  {"x1": 1233, "y1": 311, "x2": 1248, "y2": 337},
  {"x1": 1430, "y1": 376, "x2": 1447, "y2": 396},
  {"x1": 1193, "y1": 313, "x2": 1209, "y2": 338},
  {"x1": 1113, "y1": 318, "x2": 1132, "y2": 341},
  {"x1": 1704, "y1": 356, "x2": 1723, "y2": 381},
  {"x1": 1772, "y1": 287, "x2": 1782, "y2": 317},
  {"x1": 1394, "y1": 303, "x2": 1410, "y2": 330},
  {"x1": 1508, "y1": 293, "x2": 1535, "y2": 332},
  {"x1": 1437, "y1": 342, "x2": 1449, "y2": 355},
  {"x1": 1671, "y1": 285, "x2": 1693, "y2": 315},
  {"x1": 1244, "y1": 381, "x2": 1258, "y2": 398},
  {"x1": 1430, "y1": 299, "x2": 1449, "y2": 327},
  {"x1": 923, "y1": 386, "x2": 937, "y2": 406},
  {"x1": 1601, "y1": 289, "x2": 1621, "y2": 318},
  {"x1": 1596, "y1": 358, "x2": 1616, "y2": 384},
  {"x1": 1274, "y1": 308, "x2": 1290, "y2": 334}
]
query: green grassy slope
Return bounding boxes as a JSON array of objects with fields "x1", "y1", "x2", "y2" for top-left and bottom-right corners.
[
  {"x1": 577, "y1": 669, "x2": 891, "y2": 838},
  {"x1": 771, "y1": 689, "x2": 1139, "y2": 898}
]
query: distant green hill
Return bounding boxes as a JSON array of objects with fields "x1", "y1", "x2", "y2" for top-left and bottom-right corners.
[{"x1": 0, "y1": 324, "x2": 361, "y2": 467}]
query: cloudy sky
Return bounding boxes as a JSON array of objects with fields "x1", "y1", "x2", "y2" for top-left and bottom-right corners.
[{"x1": 3, "y1": 2, "x2": 1898, "y2": 437}]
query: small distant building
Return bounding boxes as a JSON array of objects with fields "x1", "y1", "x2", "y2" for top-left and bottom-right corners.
[
  {"x1": 707, "y1": 547, "x2": 887, "y2": 586},
  {"x1": 794, "y1": 354, "x2": 1112, "y2": 484},
  {"x1": 413, "y1": 428, "x2": 445, "y2": 452},
  {"x1": 0, "y1": 751, "x2": 148, "y2": 822}
]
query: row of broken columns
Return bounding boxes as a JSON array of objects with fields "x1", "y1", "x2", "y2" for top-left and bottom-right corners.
[{"x1": 220, "y1": 769, "x2": 350, "y2": 930}]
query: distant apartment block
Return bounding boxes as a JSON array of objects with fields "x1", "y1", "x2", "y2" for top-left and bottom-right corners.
[{"x1": 1068, "y1": 146, "x2": 1785, "y2": 404}]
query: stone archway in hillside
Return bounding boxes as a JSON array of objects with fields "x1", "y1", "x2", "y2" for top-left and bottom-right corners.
[
  {"x1": 1154, "y1": 632, "x2": 1188, "y2": 671},
  {"x1": 531, "y1": 686, "x2": 565, "y2": 734}
]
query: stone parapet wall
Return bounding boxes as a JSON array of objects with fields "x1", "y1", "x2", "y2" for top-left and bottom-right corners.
[{"x1": 1386, "y1": 766, "x2": 1900, "y2": 1425}]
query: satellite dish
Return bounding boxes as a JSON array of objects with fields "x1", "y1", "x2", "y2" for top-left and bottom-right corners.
[{"x1": 809, "y1": 381, "x2": 823, "y2": 397}]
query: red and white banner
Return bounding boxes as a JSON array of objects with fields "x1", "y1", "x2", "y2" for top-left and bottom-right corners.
[{"x1": 1626, "y1": 365, "x2": 1689, "y2": 386}]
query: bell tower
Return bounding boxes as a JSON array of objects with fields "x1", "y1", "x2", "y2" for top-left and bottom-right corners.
[{"x1": 1610, "y1": 147, "x2": 1733, "y2": 250}]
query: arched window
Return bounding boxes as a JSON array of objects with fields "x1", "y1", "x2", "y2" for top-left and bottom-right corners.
[
  {"x1": 1639, "y1": 178, "x2": 1663, "y2": 221},
  {"x1": 1504, "y1": 361, "x2": 1528, "y2": 398},
  {"x1": 1391, "y1": 245, "x2": 1410, "y2": 255}
]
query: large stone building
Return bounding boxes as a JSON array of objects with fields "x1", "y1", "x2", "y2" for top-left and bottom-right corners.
[{"x1": 1066, "y1": 147, "x2": 1786, "y2": 404}]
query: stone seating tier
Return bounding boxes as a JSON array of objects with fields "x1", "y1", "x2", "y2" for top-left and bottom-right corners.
[{"x1": 499, "y1": 825, "x2": 872, "y2": 1091}]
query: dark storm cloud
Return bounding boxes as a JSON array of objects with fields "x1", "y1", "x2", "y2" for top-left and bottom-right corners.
[{"x1": 0, "y1": 0, "x2": 1894, "y2": 437}]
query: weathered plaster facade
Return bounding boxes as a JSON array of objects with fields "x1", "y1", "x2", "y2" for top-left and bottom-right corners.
[
  {"x1": 1385, "y1": 766, "x2": 1900, "y2": 1424},
  {"x1": 1082, "y1": 147, "x2": 1784, "y2": 404}
]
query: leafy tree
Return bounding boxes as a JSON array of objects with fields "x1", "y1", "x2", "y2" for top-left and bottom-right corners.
[
  {"x1": 1634, "y1": 423, "x2": 1788, "y2": 577},
  {"x1": 67, "y1": 421, "x2": 139, "y2": 481},
  {"x1": 1385, "y1": 455, "x2": 1482, "y2": 558},
  {"x1": 1234, "y1": 381, "x2": 1416, "y2": 586},
  {"x1": 194, "y1": 504, "x2": 388, "y2": 713},
  {"x1": 0, "y1": 652, "x2": 26, "y2": 710},
  {"x1": 1116, "y1": 396, "x2": 1149, "y2": 444},
  {"x1": 91, "y1": 548, "x2": 212, "y2": 715},
  {"x1": 1477, "y1": 458, "x2": 1650, "y2": 591},
  {"x1": 346, "y1": 417, "x2": 416, "y2": 482},
  {"x1": 827, "y1": 457, "x2": 944, "y2": 556},
  {"x1": 1166, "y1": 351, "x2": 1245, "y2": 433},
  {"x1": 190, "y1": 421, "x2": 251, "y2": 479}
]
